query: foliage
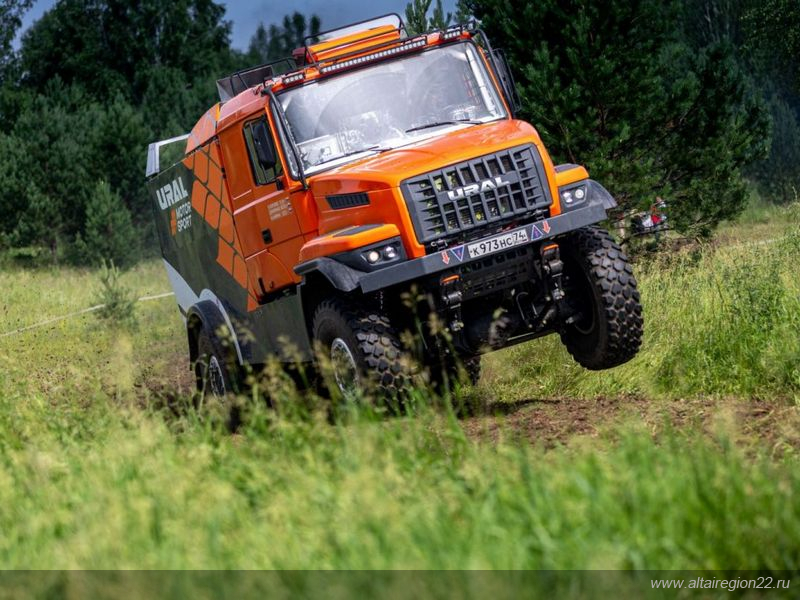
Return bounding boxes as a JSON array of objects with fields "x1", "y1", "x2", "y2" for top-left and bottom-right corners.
[
  {"x1": 0, "y1": 0, "x2": 237, "y2": 264},
  {"x1": 405, "y1": 0, "x2": 452, "y2": 34},
  {"x1": 742, "y1": 0, "x2": 800, "y2": 91},
  {"x1": 19, "y1": 0, "x2": 232, "y2": 105},
  {"x1": 73, "y1": 181, "x2": 139, "y2": 269},
  {"x1": 92, "y1": 259, "x2": 138, "y2": 327},
  {"x1": 750, "y1": 96, "x2": 800, "y2": 203},
  {"x1": 683, "y1": 0, "x2": 800, "y2": 211},
  {"x1": 0, "y1": 0, "x2": 32, "y2": 83},
  {"x1": 247, "y1": 12, "x2": 321, "y2": 65},
  {"x1": 464, "y1": 0, "x2": 769, "y2": 236}
]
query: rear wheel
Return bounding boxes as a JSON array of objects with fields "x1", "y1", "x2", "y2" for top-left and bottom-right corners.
[
  {"x1": 312, "y1": 298, "x2": 411, "y2": 400},
  {"x1": 195, "y1": 329, "x2": 235, "y2": 396},
  {"x1": 560, "y1": 226, "x2": 643, "y2": 369},
  {"x1": 194, "y1": 327, "x2": 242, "y2": 429}
]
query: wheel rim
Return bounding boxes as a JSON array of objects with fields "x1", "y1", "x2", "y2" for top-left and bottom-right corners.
[
  {"x1": 330, "y1": 337, "x2": 359, "y2": 397},
  {"x1": 208, "y1": 355, "x2": 226, "y2": 397}
]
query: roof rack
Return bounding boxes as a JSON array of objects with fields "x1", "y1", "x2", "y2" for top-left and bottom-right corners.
[
  {"x1": 216, "y1": 58, "x2": 296, "y2": 102},
  {"x1": 303, "y1": 13, "x2": 406, "y2": 48}
]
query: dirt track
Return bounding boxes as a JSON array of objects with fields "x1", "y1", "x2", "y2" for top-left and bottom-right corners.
[
  {"x1": 140, "y1": 352, "x2": 800, "y2": 453},
  {"x1": 461, "y1": 395, "x2": 800, "y2": 453}
]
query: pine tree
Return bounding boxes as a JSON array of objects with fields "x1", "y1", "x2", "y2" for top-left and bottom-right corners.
[
  {"x1": 405, "y1": 0, "x2": 452, "y2": 34},
  {"x1": 464, "y1": 0, "x2": 769, "y2": 235},
  {"x1": 73, "y1": 181, "x2": 139, "y2": 268},
  {"x1": 247, "y1": 13, "x2": 322, "y2": 65}
]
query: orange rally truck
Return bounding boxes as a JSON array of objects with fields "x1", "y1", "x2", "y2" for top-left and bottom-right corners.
[{"x1": 146, "y1": 14, "x2": 643, "y2": 398}]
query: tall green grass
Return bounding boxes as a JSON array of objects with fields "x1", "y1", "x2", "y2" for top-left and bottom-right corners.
[
  {"x1": 485, "y1": 224, "x2": 800, "y2": 402},
  {"x1": 1, "y1": 213, "x2": 799, "y2": 571}
]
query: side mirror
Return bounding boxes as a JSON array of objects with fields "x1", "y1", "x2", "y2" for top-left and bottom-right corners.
[
  {"x1": 252, "y1": 121, "x2": 277, "y2": 171},
  {"x1": 492, "y1": 49, "x2": 521, "y2": 116}
]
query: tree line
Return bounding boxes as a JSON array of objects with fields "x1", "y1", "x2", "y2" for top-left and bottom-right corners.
[{"x1": 0, "y1": 0, "x2": 797, "y2": 267}]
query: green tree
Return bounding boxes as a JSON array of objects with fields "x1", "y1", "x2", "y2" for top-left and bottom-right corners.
[
  {"x1": 86, "y1": 96, "x2": 152, "y2": 224},
  {"x1": 405, "y1": 0, "x2": 452, "y2": 34},
  {"x1": 20, "y1": 0, "x2": 232, "y2": 105},
  {"x1": 684, "y1": 0, "x2": 800, "y2": 204},
  {"x1": 751, "y1": 96, "x2": 800, "y2": 203},
  {"x1": 465, "y1": 0, "x2": 769, "y2": 235},
  {"x1": 0, "y1": 0, "x2": 32, "y2": 81},
  {"x1": 743, "y1": 0, "x2": 800, "y2": 91},
  {"x1": 0, "y1": 81, "x2": 97, "y2": 254},
  {"x1": 0, "y1": 0, "x2": 34, "y2": 130},
  {"x1": 247, "y1": 13, "x2": 321, "y2": 65},
  {"x1": 73, "y1": 181, "x2": 139, "y2": 268}
]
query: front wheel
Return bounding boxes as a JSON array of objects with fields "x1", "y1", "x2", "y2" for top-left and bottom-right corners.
[
  {"x1": 312, "y1": 298, "x2": 411, "y2": 400},
  {"x1": 560, "y1": 226, "x2": 643, "y2": 370}
]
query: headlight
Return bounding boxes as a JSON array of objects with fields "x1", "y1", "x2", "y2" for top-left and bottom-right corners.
[
  {"x1": 332, "y1": 236, "x2": 407, "y2": 272},
  {"x1": 560, "y1": 183, "x2": 588, "y2": 210},
  {"x1": 362, "y1": 243, "x2": 400, "y2": 266}
]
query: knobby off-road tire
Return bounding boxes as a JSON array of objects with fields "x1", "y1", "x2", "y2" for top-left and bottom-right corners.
[
  {"x1": 312, "y1": 298, "x2": 411, "y2": 400},
  {"x1": 560, "y1": 226, "x2": 643, "y2": 370},
  {"x1": 195, "y1": 327, "x2": 243, "y2": 430}
]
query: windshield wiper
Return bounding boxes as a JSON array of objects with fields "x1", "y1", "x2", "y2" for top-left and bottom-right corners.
[
  {"x1": 314, "y1": 145, "x2": 389, "y2": 167},
  {"x1": 405, "y1": 119, "x2": 481, "y2": 134}
]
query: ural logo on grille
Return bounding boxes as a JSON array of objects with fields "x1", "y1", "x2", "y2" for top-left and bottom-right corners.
[{"x1": 446, "y1": 176, "x2": 512, "y2": 200}]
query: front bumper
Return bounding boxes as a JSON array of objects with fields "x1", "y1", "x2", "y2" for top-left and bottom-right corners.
[{"x1": 296, "y1": 201, "x2": 608, "y2": 294}]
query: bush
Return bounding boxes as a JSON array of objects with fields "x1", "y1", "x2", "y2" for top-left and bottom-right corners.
[
  {"x1": 73, "y1": 180, "x2": 139, "y2": 268},
  {"x1": 93, "y1": 259, "x2": 138, "y2": 328}
]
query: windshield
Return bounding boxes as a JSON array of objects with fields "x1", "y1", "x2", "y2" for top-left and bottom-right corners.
[{"x1": 279, "y1": 42, "x2": 506, "y2": 174}]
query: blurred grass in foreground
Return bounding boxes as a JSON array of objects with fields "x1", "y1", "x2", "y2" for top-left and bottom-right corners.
[{"x1": 0, "y1": 381, "x2": 798, "y2": 570}]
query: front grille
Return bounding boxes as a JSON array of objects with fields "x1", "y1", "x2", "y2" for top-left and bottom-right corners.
[{"x1": 401, "y1": 144, "x2": 551, "y2": 249}]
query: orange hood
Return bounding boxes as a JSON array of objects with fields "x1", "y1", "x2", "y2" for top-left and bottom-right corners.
[{"x1": 307, "y1": 119, "x2": 548, "y2": 197}]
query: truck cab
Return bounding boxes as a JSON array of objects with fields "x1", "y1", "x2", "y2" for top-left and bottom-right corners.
[{"x1": 146, "y1": 14, "x2": 643, "y2": 399}]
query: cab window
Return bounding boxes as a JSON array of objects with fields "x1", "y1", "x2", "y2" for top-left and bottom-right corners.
[{"x1": 243, "y1": 117, "x2": 283, "y2": 185}]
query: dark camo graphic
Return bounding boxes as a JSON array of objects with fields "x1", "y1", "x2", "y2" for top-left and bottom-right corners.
[{"x1": 148, "y1": 140, "x2": 313, "y2": 364}]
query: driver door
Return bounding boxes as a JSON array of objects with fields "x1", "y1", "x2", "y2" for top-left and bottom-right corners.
[{"x1": 221, "y1": 114, "x2": 302, "y2": 303}]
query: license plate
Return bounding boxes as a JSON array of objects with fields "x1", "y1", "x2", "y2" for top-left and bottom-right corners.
[{"x1": 467, "y1": 229, "x2": 529, "y2": 259}]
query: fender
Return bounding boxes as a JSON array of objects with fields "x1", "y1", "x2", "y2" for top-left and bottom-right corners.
[
  {"x1": 186, "y1": 299, "x2": 241, "y2": 363},
  {"x1": 296, "y1": 257, "x2": 365, "y2": 293}
]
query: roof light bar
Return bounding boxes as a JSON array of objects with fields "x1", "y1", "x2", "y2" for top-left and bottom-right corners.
[
  {"x1": 281, "y1": 72, "x2": 305, "y2": 86},
  {"x1": 442, "y1": 26, "x2": 464, "y2": 40},
  {"x1": 320, "y1": 37, "x2": 427, "y2": 74}
]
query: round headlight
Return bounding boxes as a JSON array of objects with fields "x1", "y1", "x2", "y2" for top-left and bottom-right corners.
[
  {"x1": 366, "y1": 250, "x2": 381, "y2": 264},
  {"x1": 574, "y1": 187, "x2": 586, "y2": 200}
]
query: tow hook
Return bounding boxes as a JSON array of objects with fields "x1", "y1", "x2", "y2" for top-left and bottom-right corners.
[
  {"x1": 541, "y1": 243, "x2": 569, "y2": 322},
  {"x1": 440, "y1": 274, "x2": 464, "y2": 332}
]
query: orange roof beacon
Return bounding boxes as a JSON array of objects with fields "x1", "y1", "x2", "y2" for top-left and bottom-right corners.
[{"x1": 146, "y1": 14, "x2": 643, "y2": 400}]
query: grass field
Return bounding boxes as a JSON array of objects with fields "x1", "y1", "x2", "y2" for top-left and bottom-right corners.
[{"x1": 0, "y1": 204, "x2": 799, "y2": 572}]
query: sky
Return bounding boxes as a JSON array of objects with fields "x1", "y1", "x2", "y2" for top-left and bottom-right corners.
[{"x1": 15, "y1": 0, "x2": 460, "y2": 50}]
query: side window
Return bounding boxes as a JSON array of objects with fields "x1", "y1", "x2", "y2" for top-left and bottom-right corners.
[{"x1": 243, "y1": 117, "x2": 283, "y2": 185}]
